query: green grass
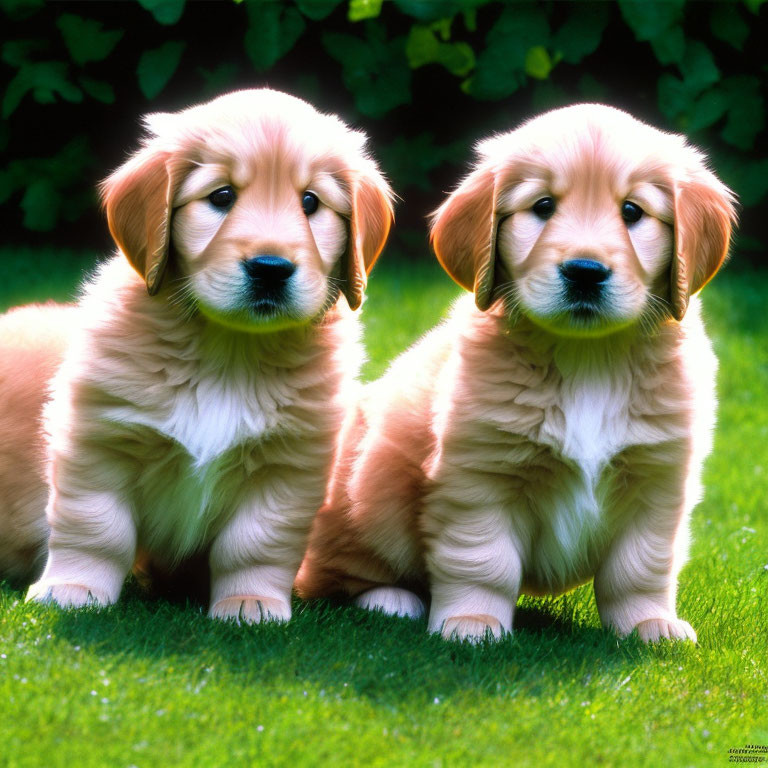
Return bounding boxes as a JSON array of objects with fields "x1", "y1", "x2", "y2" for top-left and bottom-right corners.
[{"x1": 1, "y1": 249, "x2": 766, "y2": 767}]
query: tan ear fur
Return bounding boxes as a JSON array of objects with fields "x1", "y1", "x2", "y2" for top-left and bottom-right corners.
[
  {"x1": 430, "y1": 167, "x2": 499, "y2": 311},
  {"x1": 100, "y1": 150, "x2": 174, "y2": 295},
  {"x1": 343, "y1": 170, "x2": 394, "y2": 311},
  {"x1": 671, "y1": 174, "x2": 736, "y2": 321}
]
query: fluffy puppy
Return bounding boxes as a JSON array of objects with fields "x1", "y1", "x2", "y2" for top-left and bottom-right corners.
[
  {"x1": 0, "y1": 304, "x2": 78, "y2": 583},
  {"x1": 296, "y1": 103, "x2": 735, "y2": 643},
  {"x1": 13, "y1": 89, "x2": 392, "y2": 623}
]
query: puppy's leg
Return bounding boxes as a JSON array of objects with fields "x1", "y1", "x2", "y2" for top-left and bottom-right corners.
[
  {"x1": 27, "y1": 487, "x2": 136, "y2": 608},
  {"x1": 208, "y1": 468, "x2": 322, "y2": 625},
  {"x1": 425, "y1": 501, "x2": 522, "y2": 643},
  {"x1": 594, "y1": 454, "x2": 696, "y2": 643},
  {"x1": 354, "y1": 586, "x2": 425, "y2": 619}
]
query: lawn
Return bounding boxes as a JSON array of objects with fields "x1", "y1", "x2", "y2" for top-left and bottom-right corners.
[{"x1": 0, "y1": 248, "x2": 766, "y2": 767}]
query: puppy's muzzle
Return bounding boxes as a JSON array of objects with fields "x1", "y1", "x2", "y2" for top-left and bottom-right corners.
[
  {"x1": 559, "y1": 259, "x2": 611, "y2": 307},
  {"x1": 243, "y1": 255, "x2": 296, "y2": 307}
]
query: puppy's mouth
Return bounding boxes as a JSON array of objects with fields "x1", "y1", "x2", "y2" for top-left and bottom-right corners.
[
  {"x1": 565, "y1": 298, "x2": 604, "y2": 321},
  {"x1": 249, "y1": 295, "x2": 290, "y2": 318}
]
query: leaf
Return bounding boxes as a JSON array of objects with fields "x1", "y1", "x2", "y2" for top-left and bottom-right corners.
[
  {"x1": 679, "y1": 40, "x2": 719, "y2": 92},
  {"x1": 78, "y1": 75, "x2": 115, "y2": 104},
  {"x1": 2, "y1": 39, "x2": 47, "y2": 67},
  {"x1": 0, "y1": 169, "x2": 15, "y2": 205},
  {"x1": 649, "y1": 24, "x2": 684, "y2": 65},
  {"x1": 657, "y1": 73, "x2": 690, "y2": 120},
  {"x1": 294, "y1": 0, "x2": 342, "y2": 21},
  {"x1": 6, "y1": 137, "x2": 94, "y2": 232},
  {"x1": 323, "y1": 26, "x2": 411, "y2": 116},
  {"x1": 406, "y1": 24, "x2": 474, "y2": 76},
  {"x1": 687, "y1": 87, "x2": 729, "y2": 132},
  {"x1": 2, "y1": 61, "x2": 82, "y2": 117},
  {"x1": 437, "y1": 41, "x2": 474, "y2": 76},
  {"x1": 709, "y1": 3, "x2": 749, "y2": 50},
  {"x1": 470, "y1": 4, "x2": 549, "y2": 99},
  {"x1": 0, "y1": 0, "x2": 44, "y2": 17},
  {"x1": 56, "y1": 14, "x2": 123, "y2": 65},
  {"x1": 720, "y1": 75, "x2": 765, "y2": 150},
  {"x1": 393, "y1": 0, "x2": 461, "y2": 21},
  {"x1": 136, "y1": 41, "x2": 185, "y2": 99},
  {"x1": 552, "y1": 2, "x2": 610, "y2": 64},
  {"x1": 198, "y1": 62, "x2": 240, "y2": 94},
  {"x1": 137, "y1": 0, "x2": 185, "y2": 25},
  {"x1": 347, "y1": 0, "x2": 382, "y2": 22},
  {"x1": 617, "y1": 0, "x2": 684, "y2": 41},
  {"x1": 524, "y1": 46, "x2": 552, "y2": 80},
  {"x1": 21, "y1": 178, "x2": 59, "y2": 231},
  {"x1": 406, "y1": 24, "x2": 439, "y2": 68},
  {"x1": 743, "y1": 0, "x2": 767, "y2": 13},
  {"x1": 432, "y1": 17, "x2": 451, "y2": 42},
  {"x1": 462, "y1": 7, "x2": 476, "y2": 32},
  {"x1": 244, "y1": 2, "x2": 305, "y2": 71}
]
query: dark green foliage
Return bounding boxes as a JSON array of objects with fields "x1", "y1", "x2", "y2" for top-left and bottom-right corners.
[
  {"x1": 138, "y1": 0, "x2": 186, "y2": 26},
  {"x1": 1, "y1": 0, "x2": 766, "y2": 249},
  {"x1": 137, "y1": 41, "x2": 186, "y2": 100},
  {"x1": 323, "y1": 23, "x2": 411, "y2": 117},
  {"x1": 245, "y1": 2, "x2": 306, "y2": 71},
  {"x1": 470, "y1": 4, "x2": 550, "y2": 99}
]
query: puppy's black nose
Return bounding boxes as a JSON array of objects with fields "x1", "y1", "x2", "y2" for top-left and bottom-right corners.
[
  {"x1": 243, "y1": 256, "x2": 296, "y2": 287},
  {"x1": 559, "y1": 259, "x2": 611, "y2": 287}
]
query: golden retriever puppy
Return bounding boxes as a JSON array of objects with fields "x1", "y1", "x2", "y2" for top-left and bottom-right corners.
[
  {"x1": 296, "y1": 103, "x2": 735, "y2": 643},
  {"x1": 14, "y1": 89, "x2": 393, "y2": 623},
  {"x1": 0, "y1": 304, "x2": 78, "y2": 583}
]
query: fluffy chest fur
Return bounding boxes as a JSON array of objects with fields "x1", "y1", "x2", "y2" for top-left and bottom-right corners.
[
  {"x1": 47, "y1": 259, "x2": 358, "y2": 560},
  {"x1": 440, "y1": 301, "x2": 692, "y2": 592},
  {"x1": 529, "y1": 358, "x2": 633, "y2": 590}
]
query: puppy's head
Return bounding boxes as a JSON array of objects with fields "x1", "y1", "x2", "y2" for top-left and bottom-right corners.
[
  {"x1": 432, "y1": 104, "x2": 736, "y2": 335},
  {"x1": 101, "y1": 89, "x2": 393, "y2": 331}
]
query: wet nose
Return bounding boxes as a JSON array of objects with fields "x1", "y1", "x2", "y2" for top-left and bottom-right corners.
[
  {"x1": 243, "y1": 256, "x2": 296, "y2": 286},
  {"x1": 559, "y1": 259, "x2": 612, "y2": 287}
]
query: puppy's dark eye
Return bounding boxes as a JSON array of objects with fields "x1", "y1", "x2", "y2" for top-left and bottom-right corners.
[
  {"x1": 621, "y1": 201, "x2": 643, "y2": 224},
  {"x1": 532, "y1": 197, "x2": 556, "y2": 220},
  {"x1": 302, "y1": 191, "x2": 319, "y2": 216},
  {"x1": 208, "y1": 186, "x2": 236, "y2": 210}
]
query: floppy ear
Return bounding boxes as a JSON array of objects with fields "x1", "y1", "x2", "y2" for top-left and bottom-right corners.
[
  {"x1": 670, "y1": 172, "x2": 736, "y2": 321},
  {"x1": 100, "y1": 149, "x2": 175, "y2": 296},
  {"x1": 342, "y1": 169, "x2": 394, "y2": 311},
  {"x1": 430, "y1": 166, "x2": 499, "y2": 311}
]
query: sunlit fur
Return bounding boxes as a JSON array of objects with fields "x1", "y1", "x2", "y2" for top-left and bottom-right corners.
[
  {"x1": 4, "y1": 89, "x2": 393, "y2": 622},
  {"x1": 0, "y1": 304, "x2": 78, "y2": 584},
  {"x1": 296, "y1": 104, "x2": 735, "y2": 644}
]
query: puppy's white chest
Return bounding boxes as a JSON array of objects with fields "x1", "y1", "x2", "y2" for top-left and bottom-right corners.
[
  {"x1": 105, "y1": 371, "x2": 274, "y2": 467},
  {"x1": 558, "y1": 373, "x2": 630, "y2": 483},
  {"x1": 161, "y1": 378, "x2": 270, "y2": 466},
  {"x1": 528, "y1": 370, "x2": 631, "y2": 588}
]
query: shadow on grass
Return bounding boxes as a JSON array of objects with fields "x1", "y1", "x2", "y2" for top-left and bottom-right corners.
[{"x1": 3, "y1": 578, "x2": 672, "y2": 705}]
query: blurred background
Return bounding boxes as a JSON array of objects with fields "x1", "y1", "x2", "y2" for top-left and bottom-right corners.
[{"x1": 2, "y1": 0, "x2": 767, "y2": 264}]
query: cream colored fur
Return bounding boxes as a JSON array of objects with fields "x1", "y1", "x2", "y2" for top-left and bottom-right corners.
[
  {"x1": 3, "y1": 89, "x2": 393, "y2": 623},
  {"x1": 296, "y1": 104, "x2": 735, "y2": 644},
  {"x1": 0, "y1": 304, "x2": 78, "y2": 583}
]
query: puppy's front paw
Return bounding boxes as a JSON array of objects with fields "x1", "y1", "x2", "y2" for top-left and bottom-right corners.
[
  {"x1": 441, "y1": 614, "x2": 505, "y2": 643},
  {"x1": 634, "y1": 617, "x2": 697, "y2": 643},
  {"x1": 209, "y1": 596, "x2": 291, "y2": 625},
  {"x1": 355, "y1": 587, "x2": 425, "y2": 619},
  {"x1": 26, "y1": 582, "x2": 111, "y2": 609}
]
